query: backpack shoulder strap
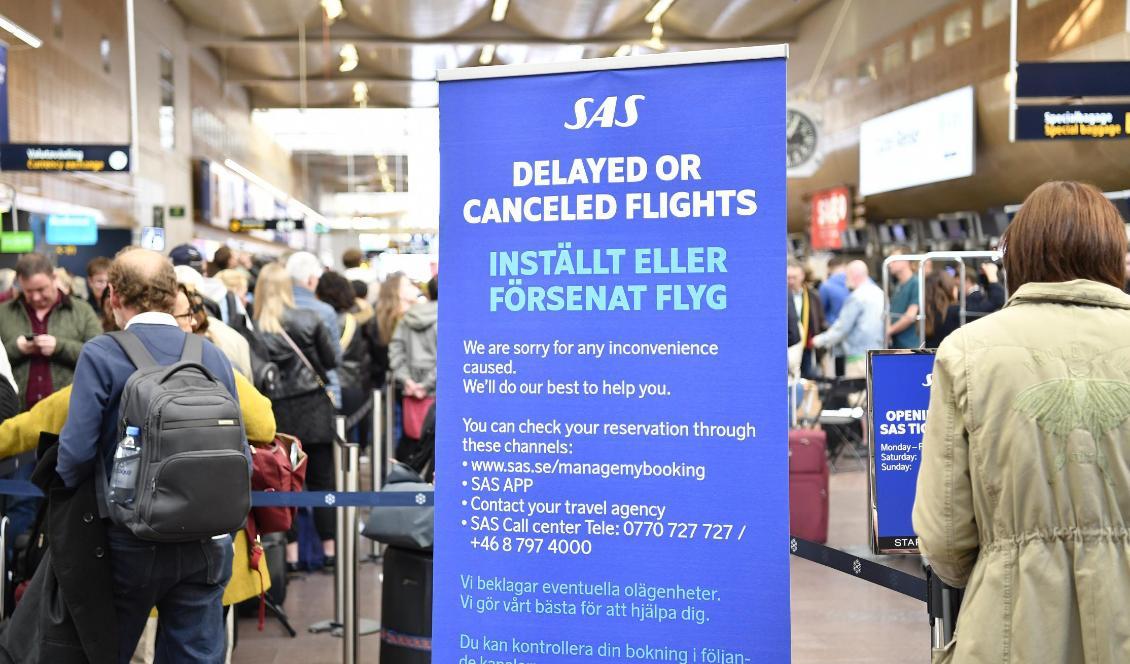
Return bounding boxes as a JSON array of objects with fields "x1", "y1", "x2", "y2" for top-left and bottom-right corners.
[
  {"x1": 180, "y1": 332, "x2": 204, "y2": 364},
  {"x1": 107, "y1": 330, "x2": 158, "y2": 369}
]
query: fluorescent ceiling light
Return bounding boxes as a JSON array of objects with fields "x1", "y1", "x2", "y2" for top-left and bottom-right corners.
[
  {"x1": 339, "y1": 43, "x2": 358, "y2": 72},
  {"x1": 479, "y1": 44, "x2": 496, "y2": 65},
  {"x1": 613, "y1": 44, "x2": 633, "y2": 57},
  {"x1": 320, "y1": 0, "x2": 344, "y2": 22},
  {"x1": 644, "y1": 0, "x2": 676, "y2": 24},
  {"x1": 221, "y1": 159, "x2": 326, "y2": 224},
  {"x1": 491, "y1": 0, "x2": 510, "y2": 22},
  {"x1": 0, "y1": 14, "x2": 43, "y2": 48}
]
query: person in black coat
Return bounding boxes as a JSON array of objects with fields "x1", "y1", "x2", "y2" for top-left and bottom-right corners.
[
  {"x1": 0, "y1": 438, "x2": 117, "y2": 664},
  {"x1": 253, "y1": 263, "x2": 339, "y2": 569}
]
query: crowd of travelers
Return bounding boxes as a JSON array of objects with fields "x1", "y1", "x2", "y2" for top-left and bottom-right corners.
[
  {"x1": 789, "y1": 246, "x2": 1008, "y2": 380},
  {"x1": 0, "y1": 243, "x2": 437, "y2": 663}
]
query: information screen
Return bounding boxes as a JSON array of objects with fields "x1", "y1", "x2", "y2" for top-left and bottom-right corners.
[
  {"x1": 436, "y1": 48, "x2": 790, "y2": 662},
  {"x1": 868, "y1": 350, "x2": 936, "y2": 554}
]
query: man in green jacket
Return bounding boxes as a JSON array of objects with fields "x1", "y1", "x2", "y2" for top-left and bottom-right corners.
[{"x1": 0, "y1": 252, "x2": 102, "y2": 411}]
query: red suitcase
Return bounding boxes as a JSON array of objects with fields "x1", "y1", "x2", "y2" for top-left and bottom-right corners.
[{"x1": 788, "y1": 429, "x2": 829, "y2": 544}]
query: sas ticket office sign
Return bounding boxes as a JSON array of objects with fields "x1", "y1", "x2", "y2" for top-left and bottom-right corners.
[{"x1": 0, "y1": 144, "x2": 131, "y2": 172}]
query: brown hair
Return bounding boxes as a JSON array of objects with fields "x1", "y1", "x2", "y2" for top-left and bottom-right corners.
[
  {"x1": 342, "y1": 247, "x2": 363, "y2": 269},
  {"x1": 108, "y1": 248, "x2": 178, "y2": 314},
  {"x1": 1002, "y1": 181, "x2": 1127, "y2": 291},
  {"x1": 177, "y1": 284, "x2": 210, "y2": 334},
  {"x1": 86, "y1": 256, "x2": 111, "y2": 278},
  {"x1": 924, "y1": 271, "x2": 955, "y2": 337},
  {"x1": 15, "y1": 253, "x2": 53, "y2": 280}
]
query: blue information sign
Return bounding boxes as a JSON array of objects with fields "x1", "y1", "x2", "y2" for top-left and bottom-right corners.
[
  {"x1": 45, "y1": 214, "x2": 98, "y2": 246},
  {"x1": 436, "y1": 47, "x2": 790, "y2": 662},
  {"x1": 867, "y1": 350, "x2": 936, "y2": 554}
]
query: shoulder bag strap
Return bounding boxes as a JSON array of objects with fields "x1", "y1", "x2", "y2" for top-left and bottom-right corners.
[
  {"x1": 179, "y1": 331, "x2": 204, "y2": 364},
  {"x1": 107, "y1": 330, "x2": 159, "y2": 369},
  {"x1": 340, "y1": 313, "x2": 357, "y2": 350},
  {"x1": 279, "y1": 328, "x2": 326, "y2": 389}
]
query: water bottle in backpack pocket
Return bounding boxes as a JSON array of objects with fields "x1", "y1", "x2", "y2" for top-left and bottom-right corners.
[
  {"x1": 109, "y1": 426, "x2": 142, "y2": 506},
  {"x1": 99, "y1": 331, "x2": 251, "y2": 542}
]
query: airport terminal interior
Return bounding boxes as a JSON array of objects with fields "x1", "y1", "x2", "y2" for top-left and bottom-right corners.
[{"x1": 0, "y1": 0, "x2": 1126, "y2": 663}]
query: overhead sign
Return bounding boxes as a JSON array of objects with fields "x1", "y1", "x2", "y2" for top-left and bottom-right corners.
[
  {"x1": 435, "y1": 47, "x2": 790, "y2": 662},
  {"x1": 1015, "y1": 104, "x2": 1130, "y2": 140},
  {"x1": 228, "y1": 218, "x2": 304, "y2": 233},
  {"x1": 867, "y1": 349, "x2": 935, "y2": 555},
  {"x1": 0, "y1": 144, "x2": 130, "y2": 173},
  {"x1": 45, "y1": 214, "x2": 98, "y2": 246},
  {"x1": 810, "y1": 186, "x2": 850, "y2": 250},
  {"x1": 0, "y1": 231, "x2": 33, "y2": 254},
  {"x1": 859, "y1": 86, "x2": 975, "y2": 197},
  {"x1": 140, "y1": 227, "x2": 166, "y2": 252},
  {"x1": 1016, "y1": 61, "x2": 1130, "y2": 98}
]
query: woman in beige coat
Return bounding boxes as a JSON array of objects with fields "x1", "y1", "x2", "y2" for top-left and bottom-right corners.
[{"x1": 913, "y1": 181, "x2": 1130, "y2": 663}]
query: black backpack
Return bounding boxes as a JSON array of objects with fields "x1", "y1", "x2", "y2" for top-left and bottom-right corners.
[
  {"x1": 97, "y1": 331, "x2": 251, "y2": 542},
  {"x1": 225, "y1": 292, "x2": 281, "y2": 397}
]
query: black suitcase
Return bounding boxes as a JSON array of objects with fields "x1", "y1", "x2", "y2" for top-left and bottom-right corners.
[{"x1": 381, "y1": 546, "x2": 433, "y2": 664}]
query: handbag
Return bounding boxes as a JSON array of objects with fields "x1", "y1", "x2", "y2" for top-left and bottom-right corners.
[
  {"x1": 279, "y1": 328, "x2": 328, "y2": 389},
  {"x1": 249, "y1": 433, "x2": 308, "y2": 534},
  {"x1": 361, "y1": 462, "x2": 434, "y2": 550},
  {"x1": 403, "y1": 395, "x2": 436, "y2": 440}
]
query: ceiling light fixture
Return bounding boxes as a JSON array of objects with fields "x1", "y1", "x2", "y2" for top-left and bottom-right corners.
[
  {"x1": 646, "y1": 21, "x2": 666, "y2": 50},
  {"x1": 491, "y1": 0, "x2": 510, "y2": 22},
  {"x1": 479, "y1": 44, "x2": 496, "y2": 65},
  {"x1": 353, "y1": 81, "x2": 369, "y2": 107},
  {"x1": 644, "y1": 0, "x2": 676, "y2": 24},
  {"x1": 613, "y1": 44, "x2": 633, "y2": 57},
  {"x1": 320, "y1": 0, "x2": 345, "y2": 23},
  {"x1": 0, "y1": 14, "x2": 43, "y2": 48},
  {"x1": 339, "y1": 43, "x2": 359, "y2": 72}
]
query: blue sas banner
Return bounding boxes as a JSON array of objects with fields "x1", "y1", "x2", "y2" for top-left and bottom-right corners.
[{"x1": 436, "y1": 46, "x2": 790, "y2": 662}]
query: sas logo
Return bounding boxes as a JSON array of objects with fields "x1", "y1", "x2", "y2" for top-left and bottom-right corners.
[{"x1": 564, "y1": 94, "x2": 645, "y2": 130}]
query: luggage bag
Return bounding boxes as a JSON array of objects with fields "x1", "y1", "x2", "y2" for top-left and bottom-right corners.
[
  {"x1": 380, "y1": 546, "x2": 433, "y2": 664},
  {"x1": 788, "y1": 429, "x2": 829, "y2": 544}
]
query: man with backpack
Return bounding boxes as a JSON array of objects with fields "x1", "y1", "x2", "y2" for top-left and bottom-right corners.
[{"x1": 56, "y1": 248, "x2": 250, "y2": 663}]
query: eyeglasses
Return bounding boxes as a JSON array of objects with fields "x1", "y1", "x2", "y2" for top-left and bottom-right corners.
[{"x1": 173, "y1": 311, "x2": 194, "y2": 321}]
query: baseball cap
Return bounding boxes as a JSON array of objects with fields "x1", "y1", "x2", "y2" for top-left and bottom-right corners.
[{"x1": 168, "y1": 244, "x2": 204, "y2": 272}]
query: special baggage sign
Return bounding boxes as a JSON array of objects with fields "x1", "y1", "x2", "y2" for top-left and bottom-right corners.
[
  {"x1": 436, "y1": 46, "x2": 790, "y2": 662},
  {"x1": 867, "y1": 349, "x2": 936, "y2": 554}
]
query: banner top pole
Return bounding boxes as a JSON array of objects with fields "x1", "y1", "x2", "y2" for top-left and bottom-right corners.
[{"x1": 436, "y1": 43, "x2": 788, "y2": 82}]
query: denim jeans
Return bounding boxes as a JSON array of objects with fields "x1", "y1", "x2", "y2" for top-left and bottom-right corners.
[{"x1": 108, "y1": 528, "x2": 233, "y2": 664}]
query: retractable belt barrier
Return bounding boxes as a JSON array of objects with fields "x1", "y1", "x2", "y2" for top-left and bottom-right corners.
[
  {"x1": 0, "y1": 480, "x2": 433, "y2": 507},
  {"x1": 789, "y1": 536, "x2": 927, "y2": 602}
]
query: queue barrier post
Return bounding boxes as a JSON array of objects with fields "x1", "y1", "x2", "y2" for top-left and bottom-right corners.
[
  {"x1": 0, "y1": 516, "x2": 8, "y2": 618},
  {"x1": 369, "y1": 387, "x2": 384, "y2": 560},
  {"x1": 343, "y1": 441, "x2": 360, "y2": 664},
  {"x1": 308, "y1": 417, "x2": 348, "y2": 634}
]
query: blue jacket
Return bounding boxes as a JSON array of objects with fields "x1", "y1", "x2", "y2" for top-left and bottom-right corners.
[
  {"x1": 816, "y1": 279, "x2": 885, "y2": 359},
  {"x1": 56, "y1": 322, "x2": 244, "y2": 488},
  {"x1": 293, "y1": 286, "x2": 342, "y2": 406},
  {"x1": 819, "y1": 272, "x2": 850, "y2": 326}
]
